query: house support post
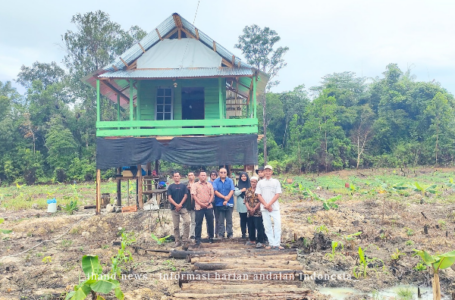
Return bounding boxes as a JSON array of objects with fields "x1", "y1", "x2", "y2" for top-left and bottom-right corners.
[
  {"x1": 96, "y1": 79, "x2": 101, "y2": 123},
  {"x1": 138, "y1": 164, "x2": 143, "y2": 209},
  {"x1": 96, "y1": 169, "x2": 101, "y2": 215},
  {"x1": 129, "y1": 80, "x2": 134, "y2": 129},
  {"x1": 253, "y1": 75, "x2": 257, "y2": 119},
  {"x1": 218, "y1": 78, "x2": 223, "y2": 125},
  {"x1": 116, "y1": 167, "x2": 121, "y2": 207}
]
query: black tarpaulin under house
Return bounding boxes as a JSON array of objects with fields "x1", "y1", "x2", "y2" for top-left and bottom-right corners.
[{"x1": 84, "y1": 13, "x2": 268, "y2": 213}]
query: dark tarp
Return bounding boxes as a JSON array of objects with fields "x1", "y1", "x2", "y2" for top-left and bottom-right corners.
[
  {"x1": 96, "y1": 137, "x2": 162, "y2": 170},
  {"x1": 162, "y1": 134, "x2": 258, "y2": 166},
  {"x1": 96, "y1": 135, "x2": 258, "y2": 169}
]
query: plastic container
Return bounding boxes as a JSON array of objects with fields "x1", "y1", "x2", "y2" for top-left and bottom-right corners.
[{"x1": 47, "y1": 198, "x2": 57, "y2": 213}]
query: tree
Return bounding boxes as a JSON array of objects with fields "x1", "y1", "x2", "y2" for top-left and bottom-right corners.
[
  {"x1": 235, "y1": 25, "x2": 289, "y2": 164},
  {"x1": 350, "y1": 105, "x2": 375, "y2": 169},
  {"x1": 16, "y1": 61, "x2": 66, "y2": 90}
]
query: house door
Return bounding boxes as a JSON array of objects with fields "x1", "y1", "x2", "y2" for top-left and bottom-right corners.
[{"x1": 182, "y1": 87, "x2": 204, "y2": 120}]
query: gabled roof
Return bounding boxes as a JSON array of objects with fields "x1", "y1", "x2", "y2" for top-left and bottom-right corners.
[
  {"x1": 85, "y1": 13, "x2": 268, "y2": 107},
  {"x1": 103, "y1": 13, "x2": 253, "y2": 72}
]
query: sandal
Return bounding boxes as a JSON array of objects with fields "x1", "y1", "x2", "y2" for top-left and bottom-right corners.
[{"x1": 265, "y1": 246, "x2": 273, "y2": 250}]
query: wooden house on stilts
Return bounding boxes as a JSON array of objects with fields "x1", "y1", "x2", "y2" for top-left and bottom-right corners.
[{"x1": 84, "y1": 13, "x2": 269, "y2": 214}]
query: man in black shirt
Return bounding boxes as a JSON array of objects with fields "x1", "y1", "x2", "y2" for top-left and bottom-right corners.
[{"x1": 168, "y1": 171, "x2": 190, "y2": 247}]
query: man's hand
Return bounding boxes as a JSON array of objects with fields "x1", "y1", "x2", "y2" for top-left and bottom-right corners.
[
  {"x1": 241, "y1": 188, "x2": 246, "y2": 192},
  {"x1": 224, "y1": 196, "x2": 230, "y2": 201},
  {"x1": 266, "y1": 205, "x2": 273, "y2": 212},
  {"x1": 175, "y1": 204, "x2": 182, "y2": 212},
  {"x1": 223, "y1": 200, "x2": 228, "y2": 206}
]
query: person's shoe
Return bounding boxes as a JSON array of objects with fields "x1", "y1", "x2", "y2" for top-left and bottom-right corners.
[
  {"x1": 218, "y1": 234, "x2": 225, "y2": 239},
  {"x1": 227, "y1": 235, "x2": 234, "y2": 239},
  {"x1": 256, "y1": 242, "x2": 264, "y2": 248},
  {"x1": 190, "y1": 235, "x2": 195, "y2": 239},
  {"x1": 245, "y1": 241, "x2": 256, "y2": 246},
  {"x1": 209, "y1": 238, "x2": 214, "y2": 244},
  {"x1": 174, "y1": 241, "x2": 182, "y2": 247},
  {"x1": 195, "y1": 240, "x2": 201, "y2": 247},
  {"x1": 242, "y1": 234, "x2": 246, "y2": 239}
]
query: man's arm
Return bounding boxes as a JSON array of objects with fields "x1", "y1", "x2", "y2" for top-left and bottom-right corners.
[
  {"x1": 193, "y1": 194, "x2": 206, "y2": 209},
  {"x1": 209, "y1": 184, "x2": 214, "y2": 205},
  {"x1": 180, "y1": 193, "x2": 187, "y2": 206},
  {"x1": 264, "y1": 193, "x2": 280, "y2": 208}
]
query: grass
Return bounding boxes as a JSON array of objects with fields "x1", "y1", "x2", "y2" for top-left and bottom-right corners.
[
  {"x1": 396, "y1": 287, "x2": 413, "y2": 300},
  {"x1": 0, "y1": 181, "x2": 137, "y2": 211}
]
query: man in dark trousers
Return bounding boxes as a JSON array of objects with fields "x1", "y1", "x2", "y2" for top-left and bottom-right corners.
[
  {"x1": 191, "y1": 171, "x2": 215, "y2": 246},
  {"x1": 167, "y1": 171, "x2": 190, "y2": 248},
  {"x1": 213, "y1": 167, "x2": 235, "y2": 238}
]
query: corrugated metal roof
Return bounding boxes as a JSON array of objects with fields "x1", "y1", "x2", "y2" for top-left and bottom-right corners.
[
  {"x1": 99, "y1": 68, "x2": 254, "y2": 79},
  {"x1": 103, "y1": 13, "x2": 253, "y2": 72}
]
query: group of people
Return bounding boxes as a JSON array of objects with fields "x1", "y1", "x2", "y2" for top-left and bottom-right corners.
[{"x1": 167, "y1": 165, "x2": 284, "y2": 250}]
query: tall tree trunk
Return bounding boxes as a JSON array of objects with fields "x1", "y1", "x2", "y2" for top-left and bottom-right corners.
[{"x1": 263, "y1": 95, "x2": 267, "y2": 165}]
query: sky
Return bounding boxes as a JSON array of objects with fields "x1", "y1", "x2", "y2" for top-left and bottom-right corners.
[{"x1": 0, "y1": 0, "x2": 454, "y2": 95}]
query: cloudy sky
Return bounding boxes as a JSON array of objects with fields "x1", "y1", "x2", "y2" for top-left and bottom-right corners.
[{"x1": 1, "y1": 0, "x2": 454, "y2": 94}]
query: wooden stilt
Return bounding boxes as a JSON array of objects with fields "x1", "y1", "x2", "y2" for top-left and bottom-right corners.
[
  {"x1": 96, "y1": 169, "x2": 101, "y2": 215},
  {"x1": 155, "y1": 160, "x2": 159, "y2": 175},
  {"x1": 138, "y1": 164, "x2": 143, "y2": 209},
  {"x1": 116, "y1": 167, "x2": 122, "y2": 207}
]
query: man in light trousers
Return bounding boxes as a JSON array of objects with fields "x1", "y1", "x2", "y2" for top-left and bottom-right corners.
[{"x1": 255, "y1": 165, "x2": 284, "y2": 250}]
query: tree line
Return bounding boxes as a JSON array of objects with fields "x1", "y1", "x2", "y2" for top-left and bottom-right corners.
[{"x1": 0, "y1": 11, "x2": 454, "y2": 185}]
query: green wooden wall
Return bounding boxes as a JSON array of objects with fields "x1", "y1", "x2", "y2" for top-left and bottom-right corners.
[{"x1": 138, "y1": 78, "x2": 226, "y2": 120}]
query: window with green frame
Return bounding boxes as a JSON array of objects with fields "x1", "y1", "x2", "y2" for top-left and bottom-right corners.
[{"x1": 155, "y1": 87, "x2": 173, "y2": 120}]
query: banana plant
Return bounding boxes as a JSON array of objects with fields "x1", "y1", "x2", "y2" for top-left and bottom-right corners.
[
  {"x1": 409, "y1": 182, "x2": 437, "y2": 197},
  {"x1": 413, "y1": 249, "x2": 455, "y2": 300},
  {"x1": 322, "y1": 195, "x2": 341, "y2": 210},
  {"x1": 66, "y1": 255, "x2": 124, "y2": 300}
]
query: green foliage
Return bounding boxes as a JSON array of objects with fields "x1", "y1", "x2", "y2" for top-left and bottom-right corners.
[
  {"x1": 409, "y1": 182, "x2": 437, "y2": 197},
  {"x1": 63, "y1": 200, "x2": 79, "y2": 215},
  {"x1": 414, "y1": 262, "x2": 427, "y2": 271},
  {"x1": 353, "y1": 246, "x2": 384, "y2": 279},
  {"x1": 110, "y1": 232, "x2": 136, "y2": 278},
  {"x1": 391, "y1": 249, "x2": 405, "y2": 261},
  {"x1": 413, "y1": 249, "x2": 455, "y2": 273},
  {"x1": 151, "y1": 233, "x2": 171, "y2": 245},
  {"x1": 315, "y1": 225, "x2": 329, "y2": 234},
  {"x1": 325, "y1": 241, "x2": 344, "y2": 261},
  {"x1": 65, "y1": 255, "x2": 124, "y2": 300}
]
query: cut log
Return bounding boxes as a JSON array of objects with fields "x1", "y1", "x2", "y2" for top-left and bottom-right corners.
[
  {"x1": 173, "y1": 290, "x2": 311, "y2": 299},
  {"x1": 180, "y1": 280, "x2": 301, "y2": 288},
  {"x1": 193, "y1": 262, "x2": 303, "y2": 271},
  {"x1": 177, "y1": 286, "x2": 307, "y2": 294},
  {"x1": 181, "y1": 283, "x2": 301, "y2": 291},
  {"x1": 189, "y1": 254, "x2": 297, "y2": 263},
  {"x1": 178, "y1": 270, "x2": 312, "y2": 282}
]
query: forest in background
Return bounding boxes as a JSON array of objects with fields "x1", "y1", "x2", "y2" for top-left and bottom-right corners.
[{"x1": 0, "y1": 10, "x2": 454, "y2": 185}]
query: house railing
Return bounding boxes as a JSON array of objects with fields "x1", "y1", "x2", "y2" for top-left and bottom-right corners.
[{"x1": 96, "y1": 118, "x2": 258, "y2": 137}]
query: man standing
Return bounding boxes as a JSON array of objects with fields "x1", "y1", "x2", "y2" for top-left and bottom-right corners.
[
  {"x1": 191, "y1": 171, "x2": 215, "y2": 246},
  {"x1": 213, "y1": 168, "x2": 235, "y2": 239},
  {"x1": 167, "y1": 172, "x2": 190, "y2": 247},
  {"x1": 256, "y1": 167, "x2": 265, "y2": 181},
  {"x1": 207, "y1": 170, "x2": 218, "y2": 236},
  {"x1": 186, "y1": 172, "x2": 196, "y2": 240},
  {"x1": 256, "y1": 165, "x2": 284, "y2": 250}
]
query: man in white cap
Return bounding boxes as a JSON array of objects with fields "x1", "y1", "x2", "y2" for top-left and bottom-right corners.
[{"x1": 255, "y1": 165, "x2": 283, "y2": 250}]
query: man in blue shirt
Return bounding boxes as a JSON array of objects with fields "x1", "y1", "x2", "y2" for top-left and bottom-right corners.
[{"x1": 213, "y1": 167, "x2": 235, "y2": 239}]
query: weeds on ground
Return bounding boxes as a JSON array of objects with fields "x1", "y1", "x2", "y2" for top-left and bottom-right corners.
[
  {"x1": 151, "y1": 233, "x2": 171, "y2": 245},
  {"x1": 353, "y1": 246, "x2": 384, "y2": 279},
  {"x1": 315, "y1": 225, "x2": 329, "y2": 234}
]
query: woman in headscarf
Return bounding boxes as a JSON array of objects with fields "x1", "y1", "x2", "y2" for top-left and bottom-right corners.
[{"x1": 234, "y1": 172, "x2": 250, "y2": 239}]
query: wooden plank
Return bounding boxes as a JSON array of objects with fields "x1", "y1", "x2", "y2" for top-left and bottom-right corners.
[
  {"x1": 119, "y1": 57, "x2": 128, "y2": 67},
  {"x1": 212, "y1": 41, "x2": 217, "y2": 52},
  {"x1": 96, "y1": 118, "x2": 258, "y2": 128},
  {"x1": 231, "y1": 55, "x2": 235, "y2": 67},
  {"x1": 173, "y1": 13, "x2": 183, "y2": 28},
  {"x1": 96, "y1": 126, "x2": 258, "y2": 137},
  {"x1": 155, "y1": 29, "x2": 163, "y2": 41},
  {"x1": 112, "y1": 65, "x2": 119, "y2": 71},
  {"x1": 137, "y1": 164, "x2": 143, "y2": 209},
  {"x1": 163, "y1": 28, "x2": 178, "y2": 39},
  {"x1": 181, "y1": 28, "x2": 197, "y2": 39},
  {"x1": 178, "y1": 29, "x2": 181, "y2": 39},
  {"x1": 100, "y1": 81, "x2": 130, "y2": 103},
  {"x1": 195, "y1": 28, "x2": 199, "y2": 39},
  {"x1": 96, "y1": 169, "x2": 101, "y2": 215},
  {"x1": 138, "y1": 42, "x2": 146, "y2": 53},
  {"x1": 247, "y1": 77, "x2": 254, "y2": 105}
]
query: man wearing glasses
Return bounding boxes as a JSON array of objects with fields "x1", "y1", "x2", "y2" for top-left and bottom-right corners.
[{"x1": 213, "y1": 167, "x2": 235, "y2": 239}]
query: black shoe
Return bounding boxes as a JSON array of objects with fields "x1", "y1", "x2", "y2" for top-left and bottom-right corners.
[
  {"x1": 195, "y1": 240, "x2": 201, "y2": 247},
  {"x1": 242, "y1": 234, "x2": 246, "y2": 239},
  {"x1": 190, "y1": 235, "x2": 195, "y2": 239},
  {"x1": 209, "y1": 238, "x2": 214, "y2": 244}
]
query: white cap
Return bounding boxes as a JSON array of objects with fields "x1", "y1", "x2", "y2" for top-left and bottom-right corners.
[
  {"x1": 250, "y1": 176, "x2": 259, "y2": 181},
  {"x1": 264, "y1": 165, "x2": 273, "y2": 170}
]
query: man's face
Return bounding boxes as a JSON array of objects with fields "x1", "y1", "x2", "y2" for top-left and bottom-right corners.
[
  {"x1": 219, "y1": 168, "x2": 227, "y2": 179},
  {"x1": 188, "y1": 173, "x2": 195, "y2": 181},
  {"x1": 199, "y1": 172, "x2": 207, "y2": 182},
  {"x1": 264, "y1": 168, "x2": 272, "y2": 177},
  {"x1": 258, "y1": 170, "x2": 264, "y2": 178},
  {"x1": 173, "y1": 173, "x2": 180, "y2": 183},
  {"x1": 211, "y1": 173, "x2": 217, "y2": 180},
  {"x1": 250, "y1": 180, "x2": 258, "y2": 189}
]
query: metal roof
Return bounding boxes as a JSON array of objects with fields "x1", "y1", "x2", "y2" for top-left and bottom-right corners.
[
  {"x1": 103, "y1": 13, "x2": 253, "y2": 72},
  {"x1": 99, "y1": 68, "x2": 254, "y2": 79}
]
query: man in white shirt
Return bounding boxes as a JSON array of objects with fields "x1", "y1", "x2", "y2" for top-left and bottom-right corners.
[{"x1": 255, "y1": 165, "x2": 283, "y2": 250}]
